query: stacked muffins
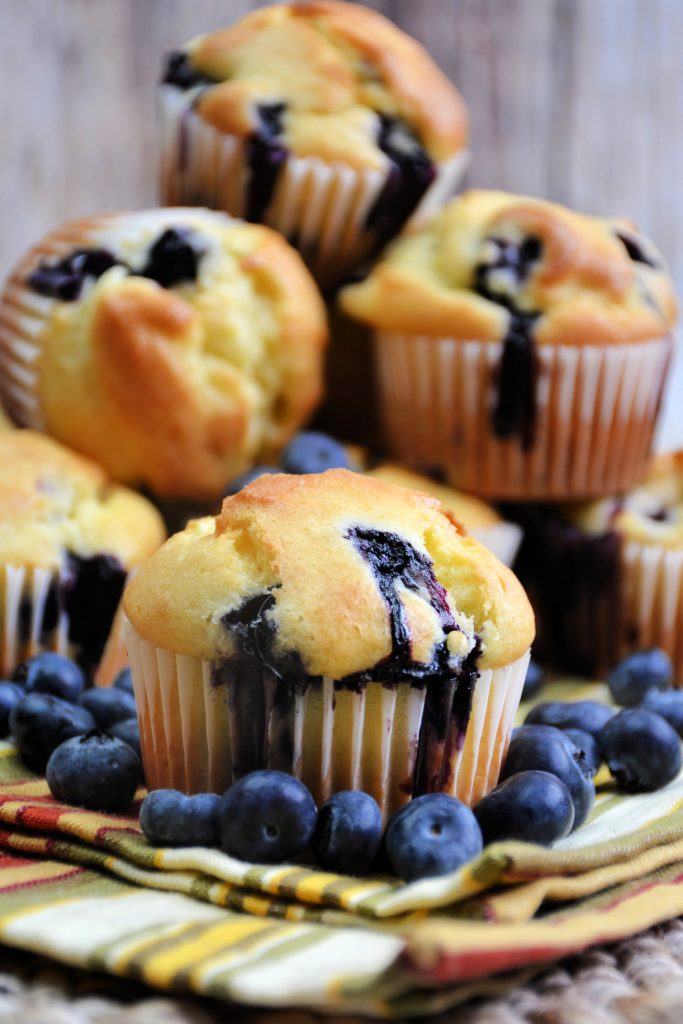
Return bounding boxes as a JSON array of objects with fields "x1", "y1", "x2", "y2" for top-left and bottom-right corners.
[{"x1": 0, "y1": 0, "x2": 678, "y2": 817}]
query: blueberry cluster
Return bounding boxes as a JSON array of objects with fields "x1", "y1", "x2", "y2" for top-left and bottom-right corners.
[
  {"x1": 0, "y1": 653, "x2": 142, "y2": 811},
  {"x1": 225, "y1": 431, "x2": 352, "y2": 494}
]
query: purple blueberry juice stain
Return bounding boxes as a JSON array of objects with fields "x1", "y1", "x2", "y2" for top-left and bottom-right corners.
[
  {"x1": 365, "y1": 115, "x2": 436, "y2": 251},
  {"x1": 61, "y1": 554, "x2": 127, "y2": 676},
  {"x1": 473, "y1": 235, "x2": 542, "y2": 449},
  {"x1": 245, "y1": 103, "x2": 288, "y2": 223}
]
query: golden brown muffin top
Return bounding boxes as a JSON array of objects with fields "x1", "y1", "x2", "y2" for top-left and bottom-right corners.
[
  {"x1": 366, "y1": 464, "x2": 502, "y2": 530},
  {"x1": 0, "y1": 431, "x2": 165, "y2": 570},
  {"x1": 164, "y1": 1, "x2": 467, "y2": 171},
  {"x1": 567, "y1": 453, "x2": 683, "y2": 549},
  {"x1": 124, "y1": 469, "x2": 534, "y2": 677},
  {"x1": 2, "y1": 208, "x2": 327, "y2": 499},
  {"x1": 339, "y1": 190, "x2": 677, "y2": 344}
]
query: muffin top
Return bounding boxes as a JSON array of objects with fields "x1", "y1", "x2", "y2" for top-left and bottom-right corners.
[
  {"x1": 366, "y1": 465, "x2": 502, "y2": 529},
  {"x1": 0, "y1": 430, "x2": 165, "y2": 571},
  {"x1": 162, "y1": 1, "x2": 468, "y2": 172},
  {"x1": 124, "y1": 469, "x2": 534, "y2": 678},
  {"x1": 567, "y1": 453, "x2": 683, "y2": 549},
  {"x1": 339, "y1": 190, "x2": 677, "y2": 345},
  {"x1": 2, "y1": 208, "x2": 327, "y2": 499}
]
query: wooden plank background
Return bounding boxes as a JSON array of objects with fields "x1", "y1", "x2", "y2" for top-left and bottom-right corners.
[{"x1": 1, "y1": 0, "x2": 682, "y2": 444}]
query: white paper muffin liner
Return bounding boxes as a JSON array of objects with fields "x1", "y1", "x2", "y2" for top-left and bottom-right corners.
[
  {"x1": 124, "y1": 619, "x2": 529, "y2": 817},
  {"x1": 622, "y1": 540, "x2": 683, "y2": 684},
  {"x1": 0, "y1": 563, "x2": 127, "y2": 686},
  {"x1": 469, "y1": 522, "x2": 522, "y2": 568},
  {"x1": 374, "y1": 332, "x2": 672, "y2": 500},
  {"x1": 158, "y1": 86, "x2": 469, "y2": 288}
]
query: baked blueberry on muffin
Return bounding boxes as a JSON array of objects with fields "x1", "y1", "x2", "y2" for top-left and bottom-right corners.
[
  {"x1": 0, "y1": 208, "x2": 327, "y2": 500},
  {"x1": 512, "y1": 453, "x2": 683, "y2": 680},
  {"x1": 158, "y1": 1, "x2": 469, "y2": 286},
  {"x1": 0, "y1": 430, "x2": 164, "y2": 683},
  {"x1": 123, "y1": 470, "x2": 534, "y2": 815},
  {"x1": 340, "y1": 190, "x2": 677, "y2": 500},
  {"x1": 366, "y1": 464, "x2": 522, "y2": 567}
]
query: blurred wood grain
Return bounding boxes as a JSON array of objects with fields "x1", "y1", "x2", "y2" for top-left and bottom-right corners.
[{"x1": 1, "y1": 0, "x2": 682, "y2": 441}]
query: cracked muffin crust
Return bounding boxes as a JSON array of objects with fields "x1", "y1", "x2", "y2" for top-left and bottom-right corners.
[{"x1": 0, "y1": 208, "x2": 327, "y2": 500}]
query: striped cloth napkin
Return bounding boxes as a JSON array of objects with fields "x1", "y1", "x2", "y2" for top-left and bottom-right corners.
[{"x1": 3, "y1": 679, "x2": 683, "y2": 1017}]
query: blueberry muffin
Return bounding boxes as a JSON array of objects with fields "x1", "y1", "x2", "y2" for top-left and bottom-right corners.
[
  {"x1": 367, "y1": 464, "x2": 522, "y2": 567},
  {"x1": 0, "y1": 430, "x2": 165, "y2": 683},
  {"x1": 512, "y1": 453, "x2": 683, "y2": 679},
  {"x1": 0, "y1": 208, "x2": 327, "y2": 500},
  {"x1": 159, "y1": 1, "x2": 469, "y2": 287},
  {"x1": 340, "y1": 190, "x2": 677, "y2": 500},
  {"x1": 123, "y1": 469, "x2": 534, "y2": 815}
]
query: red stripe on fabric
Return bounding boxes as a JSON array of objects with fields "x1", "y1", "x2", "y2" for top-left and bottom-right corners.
[
  {"x1": 15, "y1": 804, "x2": 66, "y2": 831},
  {"x1": 0, "y1": 854, "x2": 35, "y2": 868},
  {"x1": 402, "y1": 942, "x2": 577, "y2": 983}
]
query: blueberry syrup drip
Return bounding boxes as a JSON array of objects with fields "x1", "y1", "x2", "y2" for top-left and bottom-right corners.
[
  {"x1": 27, "y1": 249, "x2": 121, "y2": 302},
  {"x1": 473, "y1": 235, "x2": 543, "y2": 449},
  {"x1": 61, "y1": 554, "x2": 127, "y2": 675},
  {"x1": 365, "y1": 115, "x2": 436, "y2": 249},
  {"x1": 245, "y1": 103, "x2": 288, "y2": 223},
  {"x1": 615, "y1": 230, "x2": 658, "y2": 268},
  {"x1": 139, "y1": 228, "x2": 204, "y2": 288},
  {"x1": 162, "y1": 50, "x2": 217, "y2": 91},
  {"x1": 506, "y1": 505, "x2": 624, "y2": 677}
]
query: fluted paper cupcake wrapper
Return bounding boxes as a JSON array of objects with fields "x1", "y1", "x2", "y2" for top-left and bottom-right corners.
[
  {"x1": 374, "y1": 333, "x2": 672, "y2": 500},
  {"x1": 158, "y1": 86, "x2": 468, "y2": 288},
  {"x1": 0, "y1": 563, "x2": 126, "y2": 685},
  {"x1": 469, "y1": 522, "x2": 522, "y2": 567},
  {"x1": 124, "y1": 620, "x2": 529, "y2": 817},
  {"x1": 623, "y1": 540, "x2": 683, "y2": 684}
]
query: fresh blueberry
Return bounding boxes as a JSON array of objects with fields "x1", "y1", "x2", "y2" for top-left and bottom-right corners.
[
  {"x1": 9, "y1": 693, "x2": 96, "y2": 772},
  {"x1": 502, "y1": 725, "x2": 595, "y2": 829},
  {"x1": 607, "y1": 648, "x2": 673, "y2": 707},
  {"x1": 109, "y1": 717, "x2": 141, "y2": 759},
  {"x1": 46, "y1": 730, "x2": 141, "y2": 812},
  {"x1": 225, "y1": 466, "x2": 280, "y2": 495},
  {"x1": 113, "y1": 668, "x2": 135, "y2": 695},
  {"x1": 0, "y1": 682, "x2": 23, "y2": 738},
  {"x1": 140, "y1": 789, "x2": 221, "y2": 848},
  {"x1": 524, "y1": 700, "x2": 614, "y2": 739},
  {"x1": 219, "y1": 771, "x2": 317, "y2": 863},
  {"x1": 79, "y1": 688, "x2": 137, "y2": 730},
  {"x1": 312, "y1": 791, "x2": 382, "y2": 875},
  {"x1": 521, "y1": 659, "x2": 544, "y2": 701},
  {"x1": 563, "y1": 728, "x2": 602, "y2": 775},
  {"x1": 641, "y1": 689, "x2": 683, "y2": 737},
  {"x1": 384, "y1": 794, "x2": 483, "y2": 882},
  {"x1": 474, "y1": 771, "x2": 574, "y2": 846},
  {"x1": 599, "y1": 708, "x2": 682, "y2": 792},
  {"x1": 280, "y1": 432, "x2": 351, "y2": 475},
  {"x1": 13, "y1": 652, "x2": 85, "y2": 704}
]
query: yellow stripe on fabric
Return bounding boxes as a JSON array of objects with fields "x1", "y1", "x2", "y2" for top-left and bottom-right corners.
[
  {"x1": 58, "y1": 811, "x2": 139, "y2": 839},
  {"x1": 0, "y1": 860, "x2": 81, "y2": 888},
  {"x1": 142, "y1": 917, "x2": 280, "y2": 987},
  {"x1": 0, "y1": 779, "x2": 49, "y2": 797}
]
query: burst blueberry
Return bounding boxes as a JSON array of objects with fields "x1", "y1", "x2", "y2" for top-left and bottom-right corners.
[
  {"x1": 312, "y1": 791, "x2": 382, "y2": 875},
  {"x1": 218, "y1": 771, "x2": 317, "y2": 863},
  {"x1": 599, "y1": 708, "x2": 682, "y2": 792},
  {"x1": 384, "y1": 794, "x2": 483, "y2": 882},
  {"x1": 13, "y1": 652, "x2": 85, "y2": 704},
  {"x1": 9, "y1": 693, "x2": 95, "y2": 771},
  {"x1": 501, "y1": 725, "x2": 595, "y2": 829},
  {"x1": 607, "y1": 648, "x2": 673, "y2": 707},
  {"x1": 78, "y1": 688, "x2": 137, "y2": 730},
  {"x1": 140, "y1": 789, "x2": 221, "y2": 847},
  {"x1": 46, "y1": 730, "x2": 141, "y2": 812},
  {"x1": 0, "y1": 682, "x2": 23, "y2": 738},
  {"x1": 474, "y1": 771, "x2": 574, "y2": 846},
  {"x1": 280, "y1": 432, "x2": 351, "y2": 475},
  {"x1": 524, "y1": 700, "x2": 613, "y2": 738}
]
